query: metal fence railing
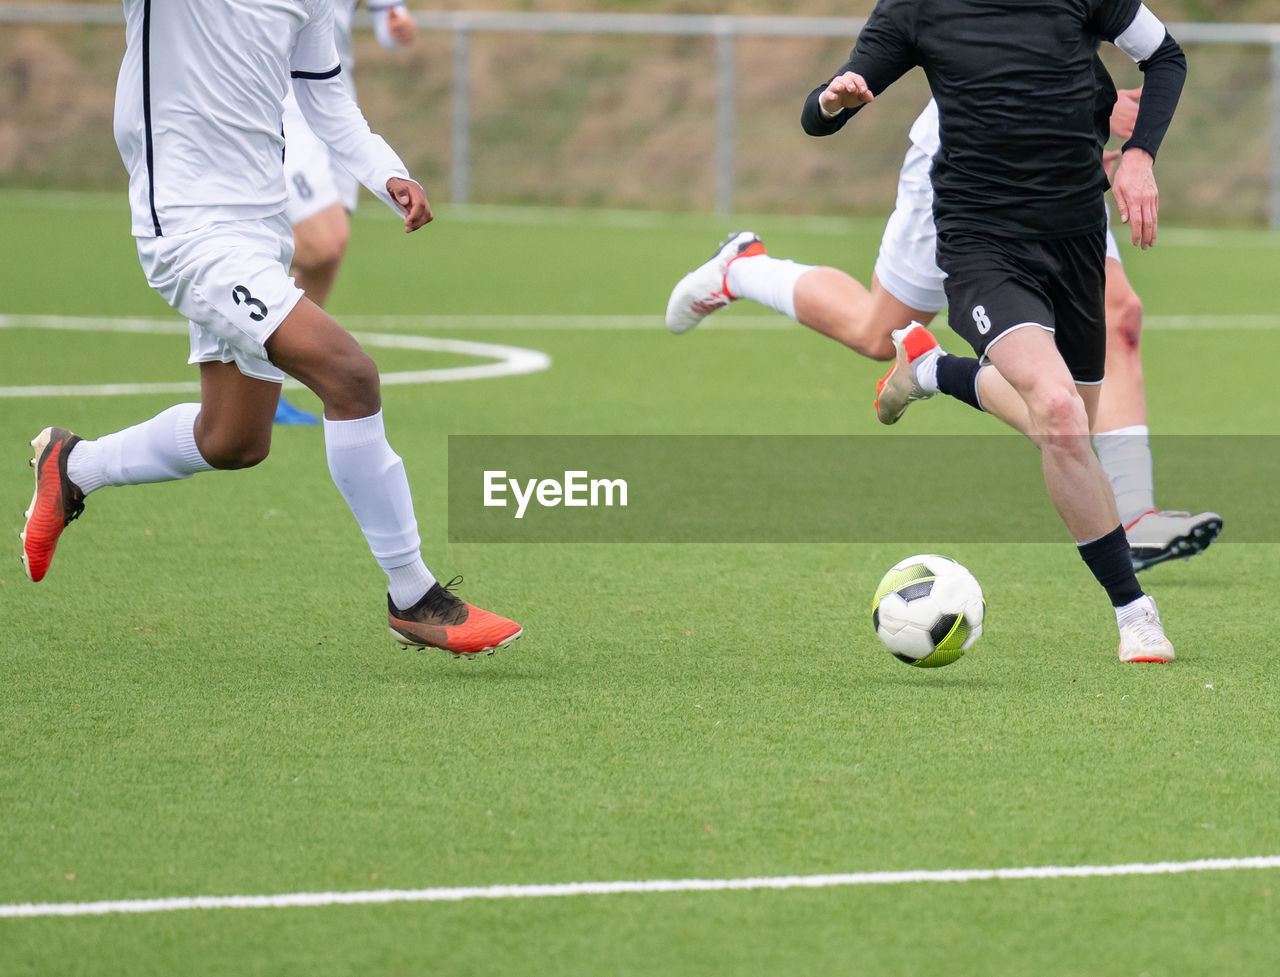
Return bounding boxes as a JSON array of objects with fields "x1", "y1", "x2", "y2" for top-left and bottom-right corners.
[{"x1": 3, "y1": 4, "x2": 1279, "y2": 227}]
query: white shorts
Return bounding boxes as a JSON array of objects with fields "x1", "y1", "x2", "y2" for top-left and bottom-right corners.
[
  {"x1": 1104, "y1": 222, "x2": 1121, "y2": 263},
  {"x1": 874, "y1": 142, "x2": 949, "y2": 313},
  {"x1": 135, "y1": 213, "x2": 304, "y2": 383},
  {"x1": 875, "y1": 142, "x2": 1124, "y2": 312},
  {"x1": 282, "y1": 90, "x2": 359, "y2": 224}
]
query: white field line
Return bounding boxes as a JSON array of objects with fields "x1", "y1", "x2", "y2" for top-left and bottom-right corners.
[
  {"x1": 0, "y1": 315, "x2": 550, "y2": 397},
  {"x1": 3, "y1": 311, "x2": 1277, "y2": 338},
  {"x1": 3, "y1": 855, "x2": 1278, "y2": 919},
  {"x1": 4, "y1": 192, "x2": 1280, "y2": 245}
]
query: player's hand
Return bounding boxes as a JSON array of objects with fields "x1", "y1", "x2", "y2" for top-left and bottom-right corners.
[
  {"x1": 387, "y1": 6, "x2": 417, "y2": 45},
  {"x1": 819, "y1": 72, "x2": 874, "y2": 116},
  {"x1": 1110, "y1": 86, "x2": 1142, "y2": 141},
  {"x1": 388, "y1": 177, "x2": 431, "y2": 232},
  {"x1": 1111, "y1": 147, "x2": 1158, "y2": 250}
]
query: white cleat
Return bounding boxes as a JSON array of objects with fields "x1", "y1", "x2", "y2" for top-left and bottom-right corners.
[
  {"x1": 1117, "y1": 595, "x2": 1175, "y2": 663},
  {"x1": 874, "y1": 322, "x2": 939, "y2": 425},
  {"x1": 1126, "y1": 509, "x2": 1223, "y2": 572},
  {"x1": 665, "y1": 231, "x2": 764, "y2": 334}
]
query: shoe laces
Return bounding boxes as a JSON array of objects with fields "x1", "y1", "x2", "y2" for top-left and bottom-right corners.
[
  {"x1": 420, "y1": 574, "x2": 469, "y2": 625},
  {"x1": 1127, "y1": 604, "x2": 1166, "y2": 646}
]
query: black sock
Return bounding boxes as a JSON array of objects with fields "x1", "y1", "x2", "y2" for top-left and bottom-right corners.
[
  {"x1": 1078, "y1": 525, "x2": 1143, "y2": 607},
  {"x1": 935, "y1": 354, "x2": 985, "y2": 413}
]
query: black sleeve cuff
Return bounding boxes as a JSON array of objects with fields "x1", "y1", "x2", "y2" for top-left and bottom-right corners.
[{"x1": 1121, "y1": 32, "x2": 1186, "y2": 161}]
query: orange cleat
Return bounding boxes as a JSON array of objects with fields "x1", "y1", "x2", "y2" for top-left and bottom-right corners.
[
  {"x1": 875, "y1": 322, "x2": 939, "y2": 425},
  {"x1": 21, "y1": 427, "x2": 85, "y2": 583},
  {"x1": 388, "y1": 576, "x2": 522, "y2": 657}
]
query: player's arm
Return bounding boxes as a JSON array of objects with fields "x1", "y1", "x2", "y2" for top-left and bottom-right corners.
[
  {"x1": 367, "y1": 3, "x2": 417, "y2": 48},
  {"x1": 801, "y1": 3, "x2": 916, "y2": 136},
  {"x1": 290, "y1": 6, "x2": 430, "y2": 231},
  {"x1": 1098, "y1": 3, "x2": 1187, "y2": 249},
  {"x1": 1114, "y1": 7, "x2": 1185, "y2": 161},
  {"x1": 1109, "y1": 85, "x2": 1142, "y2": 142}
]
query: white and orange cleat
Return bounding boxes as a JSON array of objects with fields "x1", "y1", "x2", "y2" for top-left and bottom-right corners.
[
  {"x1": 874, "y1": 322, "x2": 939, "y2": 425},
  {"x1": 665, "y1": 231, "x2": 765, "y2": 334},
  {"x1": 21, "y1": 427, "x2": 85, "y2": 582},
  {"x1": 388, "y1": 576, "x2": 522, "y2": 658},
  {"x1": 1117, "y1": 595, "x2": 1175, "y2": 663}
]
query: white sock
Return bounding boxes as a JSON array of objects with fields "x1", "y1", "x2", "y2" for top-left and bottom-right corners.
[
  {"x1": 1092, "y1": 424, "x2": 1155, "y2": 526},
  {"x1": 724, "y1": 255, "x2": 814, "y2": 320},
  {"x1": 323, "y1": 411, "x2": 435, "y2": 608},
  {"x1": 914, "y1": 348, "x2": 943, "y2": 393},
  {"x1": 66, "y1": 403, "x2": 213, "y2": 495}
]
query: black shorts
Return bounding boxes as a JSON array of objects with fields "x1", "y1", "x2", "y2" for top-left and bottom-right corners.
[{"x1": 937, "y1": 229, "x2": 1107, "y2": 384}]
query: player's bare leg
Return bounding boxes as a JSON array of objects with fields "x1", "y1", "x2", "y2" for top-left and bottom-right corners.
[
  {"x1": 265, "y1": 299, "x2": 521, "y2": 656},
  {"x1": 1097, "y1": 259, "x2": 1147, "y2": 431},
  {"x1": 271, "y1": 202, "x2": 350, "y2": 426},
  {"x1": 793, "y1": 270, "x2": 934, "y2": 360},
  {"x1": 192, "y1": 362, "x2": 280, "y2": 468},
  {"x1": 1093, "y1": 259, "x2": 1221, "y2": 568},
  {"x1": 289, "y1": 202, "x2": 350, "y2": 309},
  {"x1": 981, "y1": 328, "x2": 1117, "y2": 540},
  {"x1": 667, "y1": 232, "x2": 937, "y2": 360},
  {"x1": 264, "y1": 297, "x2": 380, "y2": 419},
  {"x1": 980, "y1": 326, "x2": 1172, "y2": 661}
]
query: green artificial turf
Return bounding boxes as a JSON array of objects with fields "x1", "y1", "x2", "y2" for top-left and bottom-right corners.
[{"x1": 2, "y1": 191, "x2": 1279, "y2": 976}]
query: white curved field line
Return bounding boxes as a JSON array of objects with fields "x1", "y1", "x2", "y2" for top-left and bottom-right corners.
[
  {"x1": 2, "y1": 855, "x2": 1278, "y2": 918},
  {"x1": 0, "y1": 315, "x2": 549, "y2": 398},
  {"x1": 0, "y1": 310, "x2": 1273, "y2": 396}
]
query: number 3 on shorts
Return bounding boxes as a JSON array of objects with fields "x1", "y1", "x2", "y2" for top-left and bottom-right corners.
[
  {"x1": 972, "y1": 304, "x2": 992, "y2": 335},
  {"x1": 232, "y1": 284, "x2": 269, "y2": 322}
]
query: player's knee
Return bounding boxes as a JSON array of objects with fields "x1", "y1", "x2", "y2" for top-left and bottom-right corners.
[
  {"x1": 296, "y1": 233, "x2": 347, "y2": 272},
  {"x1": 200, "y1": 432, "x2": 271, "y2": 470},
  {"x1": 320, "y1": 225, "x2": 350, "y2": 267},
  {"x1": 1029, "y1": 384, "x2": 1087, "y2": 438},
  {"x1": 1106, "y1": 293, "x2": 1143, "y2": 352},
  {"x1": 323, "y1": 347, "x2": 382, "y2": 416}
]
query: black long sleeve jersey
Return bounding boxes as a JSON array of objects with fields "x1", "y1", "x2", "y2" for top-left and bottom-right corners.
[{"x1": 802, "y1": 0, "x2": 1186, "y2": 240}]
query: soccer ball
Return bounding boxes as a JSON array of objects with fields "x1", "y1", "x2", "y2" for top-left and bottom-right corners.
[{"x1": 872, "y1": 554, "x2": 985, "y2": 667}]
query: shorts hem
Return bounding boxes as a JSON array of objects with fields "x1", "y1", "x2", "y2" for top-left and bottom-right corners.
[
  {"x1": 873, "y1": 258, "x2": 947, "y2": 313},
  {"x1": 981, "y1": 320, "x2": 1053, "y2": 361}
]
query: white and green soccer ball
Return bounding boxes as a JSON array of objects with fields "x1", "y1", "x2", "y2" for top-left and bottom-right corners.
[{"x1": 872, "y1": 554, "x2": 985, "y2": 667}]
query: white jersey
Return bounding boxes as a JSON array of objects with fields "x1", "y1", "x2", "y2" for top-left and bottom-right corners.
[
  {"x1": 908, "y1": 99, "x2": 942, "y2": 158},
  {"x1": 113, "y1": 0, "x2": 410, "y2": 238}
]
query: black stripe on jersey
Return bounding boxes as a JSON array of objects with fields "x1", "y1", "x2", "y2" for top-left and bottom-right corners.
[
  {"x1": 141, "y1": 0, "x2": 161, "y2": 236},
  {"x1": 291, "y1": 65, "x2": 342, "y2": 80}
]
